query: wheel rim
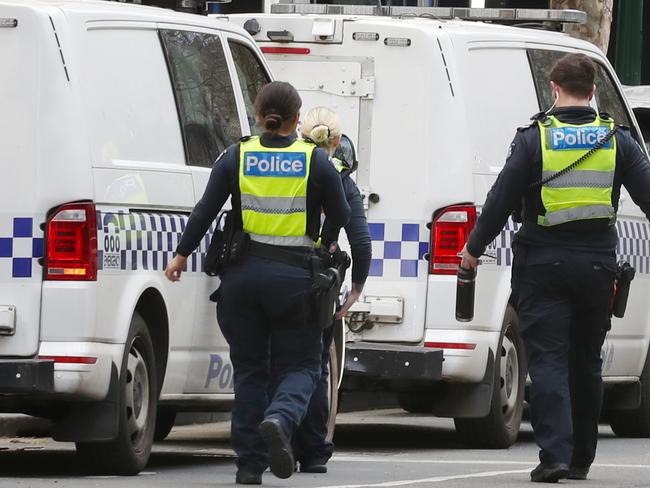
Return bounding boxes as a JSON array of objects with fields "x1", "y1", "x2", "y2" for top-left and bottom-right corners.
[
  {"x1": 125, "y1": 337, "x2": 150, "y2": 447},
  {"x1": 500, "y1": 327, "x2": 519, "y2": 421}
]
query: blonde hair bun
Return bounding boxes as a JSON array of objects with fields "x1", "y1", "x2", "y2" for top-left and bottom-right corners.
[
  {"x1": 309, "y1": 125, "x2": 331, "y2": 145},
  {"x1": 300, "y1": 107, "x2": 342, "y2": 149}
]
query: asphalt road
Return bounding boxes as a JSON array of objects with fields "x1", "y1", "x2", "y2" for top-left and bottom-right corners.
[{"x1": 1, "y1": 409, "x2": 650, "y2": 487}]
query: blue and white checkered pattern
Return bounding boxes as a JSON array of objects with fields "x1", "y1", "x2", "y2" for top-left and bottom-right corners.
[
  {"x1": 365, "y1": 217, "x2": 650, "y2": 279},
  {"x1": 0, "y1": 217, "x2": 44, "y2": 278},
  {"x1": 616, "y1": 219, "x2": 650, "y2": 274},
  {"x1": 97, "y1": 211, "x2": 218, "y2": 273},
  {"x1": 482, "y1": 217, "x2": 650, "y2": 274},
  {"x1": 368, "y1": 221, "x2": 429, "y2": 279}
]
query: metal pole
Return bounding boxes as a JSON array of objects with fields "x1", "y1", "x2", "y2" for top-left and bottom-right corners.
[{"x1": 615, "y1": 0, "x2": 644, "y2": 85}]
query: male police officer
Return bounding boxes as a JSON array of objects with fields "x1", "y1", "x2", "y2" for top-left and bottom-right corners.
[{"x1": 460, "y1": 54, "x2": 650, "y2": 483}]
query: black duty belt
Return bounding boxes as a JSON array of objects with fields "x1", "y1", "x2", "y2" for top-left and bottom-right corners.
[{"x1": 247, "y1": 241, "x2": 313, "y2": 270}]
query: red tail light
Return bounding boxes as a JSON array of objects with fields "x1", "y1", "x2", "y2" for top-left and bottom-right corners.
[
  {"x1": 45, "y1": 202, "x2": 97, "y2": 281},
  {"x1": 430, "y1": 205, "x2": 476, "y2": 275}
]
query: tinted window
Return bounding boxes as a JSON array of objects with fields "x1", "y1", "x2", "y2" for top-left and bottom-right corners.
[
  {"x1": 527, "y1": 49, "x2": 633, "y2": 128},
  {"x1": 160, "y1": 30, "x2": 242, "y2": 167},
  {"x1": 229, "y1": 41, "x2": 270, "y2": 135}
]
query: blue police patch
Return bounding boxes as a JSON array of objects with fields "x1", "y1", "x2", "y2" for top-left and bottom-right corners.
[
  {"x1": 243, "y1": 151, "x2": 307, "y2": 177},
  {"x1": 550, "y1": 127, "x2": 612, "y2": 150}
]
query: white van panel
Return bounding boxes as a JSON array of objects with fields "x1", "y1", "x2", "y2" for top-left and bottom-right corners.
[{"x1": 0, "y1": 4, "x2": 47, "y2": 357}]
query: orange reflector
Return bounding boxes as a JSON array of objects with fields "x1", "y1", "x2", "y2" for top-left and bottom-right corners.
[
  {"x1": 424, "y1": 342, "x2": 477, "y2": 350},
  {"x1": 38, "y1": 356, "x2": 97, "y2": 364},
  {"x1": 261, "y1": 47, "x2": 310, "y2": 55}
]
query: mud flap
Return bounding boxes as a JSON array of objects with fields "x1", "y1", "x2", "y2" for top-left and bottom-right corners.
[
  {"x1": 431, "y1": 349, "x2": 495, "y2": 418},
  {"x1": 52, "y1": 363, "x2": 120, "y2": 442}
]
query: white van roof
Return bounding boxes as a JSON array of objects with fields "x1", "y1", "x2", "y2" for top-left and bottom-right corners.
[
  {"x1": 246, "y1": 11, "x2": 603, "y2": 57},
  {"x1": 0, "y1": 0, "x2": 246, "y2": 36}
]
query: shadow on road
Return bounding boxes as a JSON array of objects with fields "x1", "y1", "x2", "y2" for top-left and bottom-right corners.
[{"x1": 0, "y1": 447, "x2": 230, "y2": 478}]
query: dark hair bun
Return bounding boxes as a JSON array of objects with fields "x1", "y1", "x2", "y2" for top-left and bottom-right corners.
[
  {"x1": 255, "y1": 81, "x2": 302, "y2": 133},
  {"x1": 264, "y1": 113, "x2": 283, "y2": 131}
]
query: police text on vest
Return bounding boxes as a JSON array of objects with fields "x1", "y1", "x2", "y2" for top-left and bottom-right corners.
[
  {"x1": 550, "y1": 127, "x2": 612, "y2": 151},
  {"x1": 244, "y1": 151, "x2": 307, "y2": 177}
]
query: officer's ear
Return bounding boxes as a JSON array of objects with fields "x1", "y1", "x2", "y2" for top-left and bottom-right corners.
[
  {"x1": 588, "y1": 84, "x2": 597, "y2": 102},
  {"x1": 550, "y1": 81, "x2": 560, "y2": 102}
]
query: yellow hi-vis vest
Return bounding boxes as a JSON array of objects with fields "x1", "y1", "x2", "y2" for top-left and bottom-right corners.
[
  {"x1": 537, "y1": 115, "x2": 617, "y2": 226},
  {"x1": 239, "y1": 136, "x2": 315, "y2": 246}
]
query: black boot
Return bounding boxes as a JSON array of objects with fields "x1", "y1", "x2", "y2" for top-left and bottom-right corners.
[
  {"x1": 259, "y1": 418, "x2": 295, "y2": 479},
  {"x1": 530, "y1": 463, "x2": 569, "y2": 483},
  {"x1": 235, "y1": 470, "x2": 262, "y2": 485},
  {"x1": 568, "y1": 465, "x2": 590, "y2": 480}
]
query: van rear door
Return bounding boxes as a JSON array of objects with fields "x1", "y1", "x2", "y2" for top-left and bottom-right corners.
[{"x1": 0, "y1": 3, "x2": 47, "y2": 356}]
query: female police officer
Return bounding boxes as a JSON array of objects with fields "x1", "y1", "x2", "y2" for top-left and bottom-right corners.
[
  {"x1": 165, "y1": 82, "x2": 350, "y2": 485},
  {"x1": 294, "y1": 107, "x2": 371, "y2": 473}
]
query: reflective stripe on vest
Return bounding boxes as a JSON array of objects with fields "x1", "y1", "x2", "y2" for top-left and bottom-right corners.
[
  {"x1": 239, "y1": 136, "x2": 314, "y2": 247},
  {"x1": 537, "y1": 115, "x2": 617, "y2": 227}
]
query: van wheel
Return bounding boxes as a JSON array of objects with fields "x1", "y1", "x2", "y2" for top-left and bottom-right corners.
[
  {"x1": 76, "y1": 313, "x2": 157, "y2": 475},
  {"x1": 610, "y1": 348, "x2": 650, "y2": 437},
  {"x1": 454, "y1": 306, "x2": 525, "y2": 448},
  {"x1": 325, "y1": 322, "x2": 342, "y2": 442},
  {"x1": 154, "y1": 407, "x2": 177, "y2": 442},
  {"x1": 397, "y1": 391, "x2": 434, "y2": 413}
]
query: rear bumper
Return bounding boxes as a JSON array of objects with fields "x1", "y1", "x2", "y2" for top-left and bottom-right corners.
[
  {"x1": 0, "y1": 360, "x2": 54, "y2": 394},
  {"x1": 345, "y1": 341, "x2": 443, "y2": 382}
]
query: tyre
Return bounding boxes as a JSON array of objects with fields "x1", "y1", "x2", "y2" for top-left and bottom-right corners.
[
  {"x1": 397, "y1": 391, "x2": 434, "y2": 414},
  {"x1": 154, "y1": 407, "x2": 177, "y2": 442},
  {"x1": 77, "y1": 313, "x2": 158, "y2": 475},
  {"x1": 609, "y1": 347, "x2": 650, "y2": 437},
  {"x1": 325, "y1": 334, "x2": 340, "y2": 442},
  {"x1": 454, "y1": 305, "x2": 525, "y2": 448}
]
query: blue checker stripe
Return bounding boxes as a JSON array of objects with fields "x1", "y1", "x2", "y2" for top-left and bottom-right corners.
[
  {"x1": 368, "y1": 221, "x2": 429, "y2": 279},
  {"x1": 0, "y1": 218, "x2": 44, "y2": 278},
  {"x1": 482, "y1": 217, "x2": 650, "y2": 275},
  {"x1": 97, "y1": 210, "x2": 219, "y2": 274}
]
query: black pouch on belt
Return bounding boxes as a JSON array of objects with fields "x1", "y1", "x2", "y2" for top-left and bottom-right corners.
[{"x1": 205, "y1": 211, "x2": 249, "y2": 277}]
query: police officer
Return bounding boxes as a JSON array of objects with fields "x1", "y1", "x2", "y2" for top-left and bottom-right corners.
[
  {"x1": 165, "y1": 81, "x2": 350, "y2": 485},
  {"x1": 294, "y1": 107, "x2": 372, "y2": 473},
  {"x1": 459, "y1": 53, "x2": 650, "y2": 483}
]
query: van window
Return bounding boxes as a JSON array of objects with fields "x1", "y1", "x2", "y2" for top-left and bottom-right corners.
[
  {"x1": 527, "y1": 49, "x2": 633, "y2": 128},
  {"x1": 229, "y1": 41, "x2": 270, "y2": 135},
  {"x1": 464, "y1": 47, "x2": 539, "y2": 171},
  {"x1": 160, "y1": 30, "x2": 242, "y2": 167},
  {"x1": 81, "y1": 28, "x2": 185, "y2": 165}
]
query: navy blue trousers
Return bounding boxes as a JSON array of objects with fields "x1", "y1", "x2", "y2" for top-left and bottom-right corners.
[
  {"x1": 517, "y1": 246, "x2": 615, "y2": 468},
  {"x1": 216, "y1": 256, "x2": 323, "y2": 474},
  {"x1": 294, "y1": 324, "x2": 335, "y2": 465}
]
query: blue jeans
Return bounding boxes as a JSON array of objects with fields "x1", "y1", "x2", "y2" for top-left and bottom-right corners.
[
  {"x1": 216, "y1": 255, "x2": 323, "y2": 474},
  {"x1": 294, "y1": 324, "x2": 335, "y2": 464}
]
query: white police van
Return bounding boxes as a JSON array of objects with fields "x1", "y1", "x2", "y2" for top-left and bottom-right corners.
[
  {"x1": 226, "y1": 2, "x2": 650, "y2": 447},
  {"x1": 0, "y1": 0, "x2": 308, "y2": 474}
]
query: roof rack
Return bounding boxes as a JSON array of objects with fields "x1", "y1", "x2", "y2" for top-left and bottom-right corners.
[{"x1": 270, "y1": 1, "x2": 587, "y2": 25}]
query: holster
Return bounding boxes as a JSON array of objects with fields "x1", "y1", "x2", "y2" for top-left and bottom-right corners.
[
  {"x1": 311, "y1": 244, "x2": 351, "y2": 329},
  {"x1": 612, "y1": 261, "x2": 635, "y2": 319}
]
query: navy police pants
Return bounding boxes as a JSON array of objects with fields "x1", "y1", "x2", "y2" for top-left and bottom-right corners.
[
  {"x1": 216, "y1": 255, "x2": 322, "y2": 474},
  {"x1": 517, "y1": 246, "x2": 615, "y2": 468},
  {"x1": 294, "y1": 324, "x2": 335, "y2": 465}
]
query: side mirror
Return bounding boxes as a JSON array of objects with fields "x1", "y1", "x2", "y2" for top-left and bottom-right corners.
[{"x1": 333, "y1": 134, "x2": 358, "y2": 173}]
